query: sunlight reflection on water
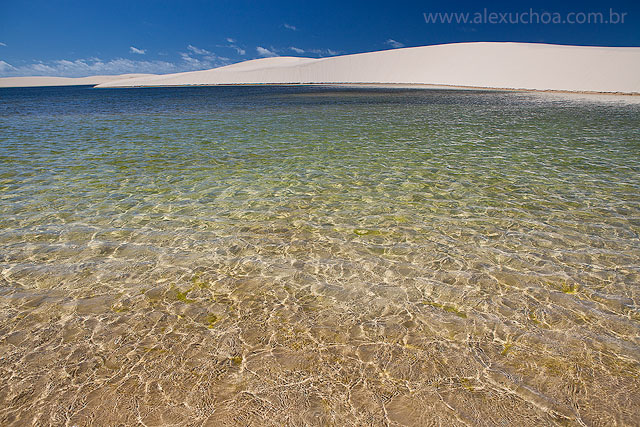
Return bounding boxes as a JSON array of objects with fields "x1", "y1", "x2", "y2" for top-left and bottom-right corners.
[{"x1": 0, "y1": 85, "x2": 639, "y2": 425}]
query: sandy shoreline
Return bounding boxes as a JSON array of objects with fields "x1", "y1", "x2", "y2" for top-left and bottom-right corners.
[
  {"x1": 96, "y1": 81, "x2": 640, "y2": 96},
  {"x1": 5, "y1": 81, "x2": 640, "y2": 97}
]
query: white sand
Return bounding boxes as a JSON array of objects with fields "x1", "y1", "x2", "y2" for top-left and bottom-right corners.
[
  {"x1": 95, "y1": 42, "x2": 640, "y2": 94},
  {"x1": 3, "y1": 43, "x2": 639, "y2": 93},
  {"x1": 0, "y1": 74, "x2": 152, "y2": 88}
]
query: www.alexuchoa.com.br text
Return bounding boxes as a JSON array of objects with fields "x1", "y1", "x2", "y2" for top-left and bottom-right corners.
[{"x1": 423, "y1": 8, "x2": 627, "y2": 25}]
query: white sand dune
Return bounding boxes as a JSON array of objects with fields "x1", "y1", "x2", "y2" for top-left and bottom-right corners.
[
  {"x1": 2, "y1": 43, "x2": 639, "y2": 93},
  {"x1": 95, "y1": 42, "x2": 640, "y2": 94},
  {"x1": 0, "y1": 74, "x2": 153, "y2": 88}
]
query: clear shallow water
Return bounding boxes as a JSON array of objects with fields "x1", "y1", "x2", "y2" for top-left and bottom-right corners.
[{"x1": 0, "y1": 85, "x2": 639, "y2": 426}]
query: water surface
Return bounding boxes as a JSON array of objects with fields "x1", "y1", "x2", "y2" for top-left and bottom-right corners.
[{"x1": 1, "y1": 85, "x2": 639, "y2": 425}]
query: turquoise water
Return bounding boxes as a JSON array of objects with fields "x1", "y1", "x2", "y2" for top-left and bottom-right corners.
[{"x1": 1, "y1": 85, "x2": 639, "y2": 425}]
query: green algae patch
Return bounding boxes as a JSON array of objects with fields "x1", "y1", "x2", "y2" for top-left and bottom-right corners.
[
  {"x1": 421, "y1": 300, "x2": 467, "y2": 318},
  {"x1": 176, "y1": 289, "x2": 195, "y2": 303},
  {"x1": 561, "y1": 282, "x2": 579, "y2": 295},
  {"x1": 528, "y1": 311, "x2": 542, "y2": 325},
  {"x1": 169, "y1": 285, "x2": 196, "y2": 304},
  {"x1": 501, "y1": 342, "x2": 513, "y2": 356},
  {"x1": 191, "y1": 273, "x2": 210, "y2": 289},
  {"x1": 206, "y1": 314, "x2": 219, "y2": 328},
  {"x1": 354, "y1": 228, "x2": 382, "y2": 236},
  {"x1": 111, "y1": 304, "x2": 130, "y2": 313},
  {"x1": 459, "y1": 377, "x2": 476, "y2": 392}
]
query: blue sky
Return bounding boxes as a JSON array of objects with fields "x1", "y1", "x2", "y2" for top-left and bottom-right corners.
[{"x1": 0, "y1": 0, "x2": 638, "y2": 77}]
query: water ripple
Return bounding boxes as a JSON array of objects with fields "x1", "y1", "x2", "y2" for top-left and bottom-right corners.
[{"x1": 0, "y1": 86, "x2": 639, "y2": 425}]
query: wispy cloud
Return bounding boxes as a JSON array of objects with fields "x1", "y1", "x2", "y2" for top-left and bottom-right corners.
[
  {"x1": 179, "y1": 44, "x2": 230, "y2": 70},
  {"x1": 0, "y1": 58, "x2": 177, "y2": 77},
  {"x1": 306, "y1": 48, "x2": 340, "y2": 56},
  {"x1": 187, "y1": 44, "x2": 210, "y2": 55},
  {"x1": 0, "y1": 42, "x2": 6, "y2": 47},
  {"x1": 0, "y1": 60, "x2": 15, "y2": 72},
  {"x1": 220, "y1": 38, "x2": 246, "y2": 55},
  {"x1": 0, "y1": 53, "x2": 233, "y2": 78},
  {"x1": 180, "y1": 52, "x2": 200, "y2": 66},
  {"x1": 256, "y1": 46, "x2": 278, "y2": 57},
  {"x1": 286, "y1": 47, "x2": 339, "y2": 57},
  {"x1": 180, "y1": 52, "x2": 229, "y2": 68},
  {"x1": 283, "y1": 23, "x2": 297, "y2": 31},
  {"x1": 129, "y1": 46, "x2": 146, "y2": 54},
  {"x1": 385, "y1": 39, "x2": 404, "y2": 48}
]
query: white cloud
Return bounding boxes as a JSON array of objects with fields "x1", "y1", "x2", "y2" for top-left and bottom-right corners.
[
  {"x1": 385, "y1": 39, "x2": 404, "y2": 48},
  {"x1": 283, "y1": 23, "x2": 297, "y2": 31},
  {"x1": 0, "y1": 60, "x2": 15, "y2": 72},
  {"x1": 0, "y1": 54, "x2": 233, "y2": 78},
  {"x1": 180, "y1": 52, "x2": 200, "y2": 66},
  {"x1": 222, "y1": 38, "x2": 246, "y2": 55},
  {"x1": 187, "y1": 44, "x2": 210, "y2": 55},
  {"x1": 0, "y1": 42, "x2": 6, "y2": 47},
  {"x1": 129, "y1": 46, "x2": 146, "y2": 54},
  {"x1": 256, "y1": 46, "x2": 277, "y2": 57},
  {"x1": 306, "y1": 48, "x2": 340, "y2": 57},
  {"x1": 2, "y1": 58, "x2": 178, "y2": 77},
  {"x1": 180, "y1": 45, "x2": 230, "y2": 69},
  {"x1": 179, "y1": 51, "x2": 228, "y2": 69},
  {"x1": 289, "y1": 46, "x2": 305, "y2": 54}
]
